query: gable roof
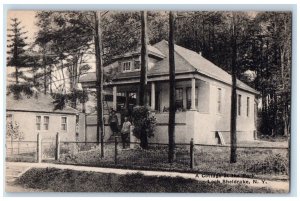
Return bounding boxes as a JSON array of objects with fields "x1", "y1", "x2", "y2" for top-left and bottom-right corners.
[
  {"x1": 149, "y1": 40, "x2": 196, "y2": 75},
  {"x1": 112, "y1": 45, "x2": 165, "y2": 60},
  {"x1": 80, "y1": 40, "x2": 258, "y2": 94},
  {"x1": 151, "y1": 40, "x2": 258, "y2": 94},
  {"x1": 6, "y1": 92, "x2": 79, "y2": 114}
]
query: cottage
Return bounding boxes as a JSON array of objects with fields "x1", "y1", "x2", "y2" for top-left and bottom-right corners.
[
  {"x1": 6, "y1": 93, "x2": 83, "y2": 142},
  {"x1": 80, "y1": 40, "x2": 258, "y2": 144}
]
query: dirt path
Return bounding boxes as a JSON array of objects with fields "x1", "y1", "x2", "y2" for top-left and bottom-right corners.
[{"x1": 5, "y1": 162, "x2": 289, "y2": 193}]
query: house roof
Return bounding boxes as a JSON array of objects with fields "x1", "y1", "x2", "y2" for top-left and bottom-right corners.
[
  {"x1": 112, "y1": 45, "x2": 165, "y2": 60},
  {"x1": 6, "y1": 92, "x2": 79, "y2": 114},
  {"x1": 152, "y1": 40, "x2": 258, "y2": 94},
  {"x1": 80, "y1": 40, "x2": 258, "y2": 94}
]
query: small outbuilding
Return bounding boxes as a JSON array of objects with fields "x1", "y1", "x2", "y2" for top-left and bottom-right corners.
[{"x1": 6, "y1": 92, "x2": 84, "y2": 142}]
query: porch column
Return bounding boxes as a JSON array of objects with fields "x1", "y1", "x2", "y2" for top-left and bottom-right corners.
[
  {"x1": 151, "y1": 82, "x2": 155, "y2": 110},
  {"x1": 191, "y1": 78, "x2": 196, "y2": 110},
  {"x1": 113, "y1": 86, "x2": 117, "y2": 110}
]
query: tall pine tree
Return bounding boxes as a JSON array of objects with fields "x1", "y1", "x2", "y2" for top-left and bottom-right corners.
[
  {"x1": 7, "y1": 18, "x2": 34, "y2": 98},
  {"x1": 7, "y1": 18, "x2": 29, "y2": 84}
]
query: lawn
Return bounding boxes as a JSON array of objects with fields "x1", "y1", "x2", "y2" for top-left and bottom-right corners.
[
  {"x1": 6, "y1": 152, "x2": 37, "y2": 163},
  {"x1": 16, "y1": 167, "x2": 285, "y2": 193},
  {"x1": 57, "y1": 142, "x2": 289, "y2": 178}
]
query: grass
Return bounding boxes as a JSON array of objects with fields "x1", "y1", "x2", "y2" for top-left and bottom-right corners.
[
  {"x1": 16, "y1": 167, "x2": 285, "y2": 193},
  {"x1": 6, "y1": 152, "x2": 37, "y2": 163},
  {"x1": 57, "y1": 143, "x2": 289, "y2": 178},
  {"x1": 193, "y1": 146, "x2": 289, "y2": 176}
]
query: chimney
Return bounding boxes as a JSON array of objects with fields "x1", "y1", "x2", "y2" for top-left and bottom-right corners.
[{"x1": 199, "y1": 51, "x2": 202, "y2": 56}]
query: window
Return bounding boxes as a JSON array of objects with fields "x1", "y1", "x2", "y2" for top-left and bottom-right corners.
[
  {"x1": 6, "y1": 114, "x2": 13, "y2": 123},
  {"x1": 122, "y1": 61, "x2": 131, "y2": 72},
  {"x1": 36, "y1": 116, "x2": 41, "y2": 130},
  {"x1": 247, "y1": 97, "x2": 250, "y2": 117},
  {"x1": 61, "y1": 117, "x2": 67, "y2": 131},
  {"x1": 134, "y1": 60, "x2": 141, "y2": 70},
  {"x1": 217, "y1": 88, "x2": 222, "y2": 113},
  {"x1": 117, "y1": 92, "x2": 126, "y2": 97},
  {"x1": 238, "y1": 94, "x2": 242, "y2": 116},
  {"x1": 175, "y1": 88, "x2": 183, "y2": 110},
  {"x1": 186, "y1": 87, "x2": 198, "y2": 109},
  {"x1": 43, "y1": 116, "x2": 49, "y2": 130}
]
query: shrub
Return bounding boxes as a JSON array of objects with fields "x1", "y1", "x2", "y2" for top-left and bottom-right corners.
[
  {"x1": 131, "y1": 106, "x2": 156, "y2": 139},
  {"x1": 6, "y1": 121, "x2": 24, "y2": 141}
]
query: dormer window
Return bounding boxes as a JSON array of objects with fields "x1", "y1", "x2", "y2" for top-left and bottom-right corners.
[{"x1": 122, "y1": 61, "x2": 131, "y2": 72}]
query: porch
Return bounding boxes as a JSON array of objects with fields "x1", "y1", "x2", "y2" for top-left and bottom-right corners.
[
  {"x1": 101, "y1": 78, "x2": 212, "y2": 144},
  {"x1": 106, "y1": 77, "x2": 210, "y2": 115}
]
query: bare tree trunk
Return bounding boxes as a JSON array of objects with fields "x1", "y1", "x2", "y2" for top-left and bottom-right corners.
[
  {"x1": 168, "y1": 11, "x2": 176, "y2": 163},
  {"x1": 139, "y1": 10, "x2": 148, "y2": 106},
  {"x1": 94, "y1": 11, "x2": 105, "y2": 157},
  {"x1": 230, "y1": 13, "x2": 237, "y2": 163},
  {"x1": 139, "y1": 10, "x2": 149, "y2": 149},
  {"x1": 14, "y1": 40, "x2": 19, "y2": 84},
  {"x1": 15, "y1": 66, "x2": 19, "y2": 84},
  {"x1": 49, "y1": 66, "x2": 53, "y2": 95},
  {"x1": 60, "y1": 59, "x2": 66, "y2": 93},
  {"x1": 43, "y1": 53, "x2": 47, "y2": 95}
]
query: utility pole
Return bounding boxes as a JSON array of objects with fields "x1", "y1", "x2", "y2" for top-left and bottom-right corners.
[{"x1": 94, "y1": 11, "x2": 104, "y2": 157}]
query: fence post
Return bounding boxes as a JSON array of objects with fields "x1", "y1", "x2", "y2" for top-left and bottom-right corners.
[
  {"x1": 55, "y1": 132, "x2": 60, "y2": 160},
  {"x1": 190, "y1": 138, "x2": 194, "y2": 169},
  {"x1": 37, "y1": 133, "x2": 42, "y2": 163},
  {"x1": 114, "y1": 136, "x2": 118, "y2": 165},
  {"x1": 253, "y1": 130, "x2": 257, "y2": 140}
]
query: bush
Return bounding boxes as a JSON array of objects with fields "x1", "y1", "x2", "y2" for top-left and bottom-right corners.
[{"x1": 131, "y1": 106, "x2": 156, "y2": 140}]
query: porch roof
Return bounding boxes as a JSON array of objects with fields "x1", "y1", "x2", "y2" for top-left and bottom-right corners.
[{"x1": 80, "y1": 40, "x2": 258, "y2": 94}]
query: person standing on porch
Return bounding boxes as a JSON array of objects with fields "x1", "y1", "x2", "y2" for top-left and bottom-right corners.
[
  {"x1": 109, "y1": 109, "x2": 119, "y2": 136},
  {"x1": 121, "y1": 116, "x2": 131, "y2": 149}
]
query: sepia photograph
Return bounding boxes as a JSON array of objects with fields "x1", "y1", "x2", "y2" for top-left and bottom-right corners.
[{"x1": 4, "y1": 7, "x2": 292, "y2": 194}]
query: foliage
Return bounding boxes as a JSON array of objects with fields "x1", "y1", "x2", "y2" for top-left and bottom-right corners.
[
  {"x1": 131, "y1": 106, "x2": 156, "y2": 141},
  {"x1": 6, "y1": 83, "x2": 35, "y2": 100},
  {"x1": 101, "y1": 11, "x2": 169, "y2": 65},
  {"x1": 6, "y1": 121, "x2": 24, "y2": 140},
  {"x1": 34, "y1": 11, "x2": 93, "y2": 104},
  {"x1": 51, "y1": 89, "x2": 89, "y2": 110}
]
